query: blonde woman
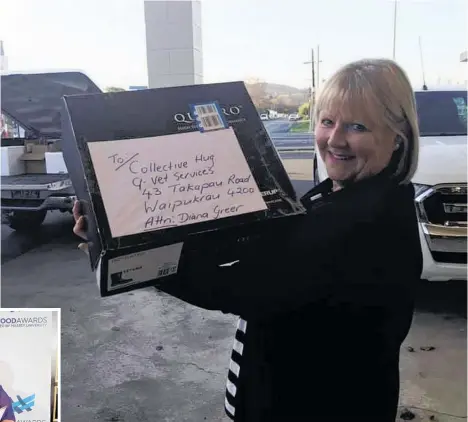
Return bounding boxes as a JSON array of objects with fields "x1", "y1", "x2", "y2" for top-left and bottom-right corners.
[{"x1": 74, "y1": 58, "x2": 422, "y2": 421}]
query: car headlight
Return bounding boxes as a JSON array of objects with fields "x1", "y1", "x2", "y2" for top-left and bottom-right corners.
[{"x1": 413, "y1": 183, "x2": 432, "y2": 200}]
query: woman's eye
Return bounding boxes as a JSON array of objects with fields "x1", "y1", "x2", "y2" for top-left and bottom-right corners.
[
  {"x1": 349, "y1": 123, "x2": 368, "y2": 132},
  {"x1": 321, "y1": 119, "x2": 333, "y2": 127}
]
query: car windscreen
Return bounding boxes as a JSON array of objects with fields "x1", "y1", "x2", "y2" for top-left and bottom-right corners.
[{"x1": 415, "y1": 90, "x2": 467, "y2": 137}]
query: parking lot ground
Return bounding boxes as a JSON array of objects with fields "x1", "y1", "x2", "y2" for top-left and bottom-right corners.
[
  {"x1": 2, "y1": 234, "x2": 466, "y2": 422},
  {"x1": 1, "y1": 158, "x2": 466, "y2": 422},
  {"x1": 2, "y1": 234, "x2": 235, "y2": 422},
  {"x1": 399, "y1": 311, "x2": 466, "y2": 421}
]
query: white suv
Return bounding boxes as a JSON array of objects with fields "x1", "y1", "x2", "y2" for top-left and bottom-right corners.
[{"x1": 314, "y1": 87, "x2": 467, "y2": 281}]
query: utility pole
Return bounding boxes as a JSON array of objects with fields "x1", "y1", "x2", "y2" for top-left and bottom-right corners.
[
  {"x1": 0, "y1": 40, "x2": 8, "y2": 72},
  {"x1": 418, "y1": 36, "x2": 427, "y2": 90},
  {"x1": 304, "y1": 48, "x2": 315, "y2": 132},
  {"x1": 316, "y1": 45, "x2": 321, "y2": 90},
  {"x1": 392, "y1": 0, "x2": 397, "y2": 60}
]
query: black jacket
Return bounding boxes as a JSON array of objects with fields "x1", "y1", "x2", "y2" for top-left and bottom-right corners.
[{"x1": 155, "y1": 171, "x2": 423, "y2": 421}]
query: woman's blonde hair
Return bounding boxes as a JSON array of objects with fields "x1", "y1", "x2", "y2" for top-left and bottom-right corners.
[{"x1": 314, "y1": 58, "x2": 419, "y2": 184}]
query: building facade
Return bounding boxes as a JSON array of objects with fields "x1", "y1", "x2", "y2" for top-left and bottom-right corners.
[{"x1": 144, "y1": 0, "x2": 203, "y2": 89}]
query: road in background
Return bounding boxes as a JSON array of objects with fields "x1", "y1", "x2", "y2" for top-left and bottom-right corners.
[
  {"x1": 263, "y1": 119, "x2": 293, "y2": 133},
  {"x1": 265, "y1": 119, "x2": 315, "y2": 150}
]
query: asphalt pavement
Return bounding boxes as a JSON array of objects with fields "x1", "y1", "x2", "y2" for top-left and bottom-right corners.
[
  {"x1": 1, "y1": 156, "x2": 466, "y2": 422},
  {"x1": 1, "y1": 211, "x2": 74, "y2": 264}
]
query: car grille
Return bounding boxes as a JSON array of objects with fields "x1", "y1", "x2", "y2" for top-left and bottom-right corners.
[
  {"x1": 422, "y1": 185, "x2": 467, "y2": 226},
  {"x1": 432, "y1": 251, "x2": 467, "y2": 265},
  {"x1": 418, "y1": 184, "x2": 467, "y2": 265}
]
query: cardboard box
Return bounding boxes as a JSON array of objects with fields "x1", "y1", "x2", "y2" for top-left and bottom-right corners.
[
  {"x1": 21, "y1": 144, "x2": 47, "y2": 174},
  {"x1": 1, "y1": 145, "x2": 25, "y2": 176},
  {"x1": 61, "y1": 81, "x2": 306, "y2": 297},
  {"x1": 46, "y1": 140, "x2": 62, "y2": 152},
  {"x1": 45, "y1": 152, "x2": 67, "y2": 174}
]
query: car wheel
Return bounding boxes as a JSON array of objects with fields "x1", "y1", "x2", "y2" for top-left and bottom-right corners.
[{"x1": 7, "y1": 210, "x2": 47, "y2": 232}]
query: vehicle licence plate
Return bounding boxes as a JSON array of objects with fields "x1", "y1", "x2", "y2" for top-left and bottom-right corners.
[
  {"x1": 444, "y1": 203, "x2": 468, "y2": 214},
  {"x1": 10, "y1": 190, "x2": 40, "y2": 199}
]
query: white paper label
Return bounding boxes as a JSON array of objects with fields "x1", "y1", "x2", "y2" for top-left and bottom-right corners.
[
  {"x1": 87, "y1": 127, "x2": 268, "y2": 238},
  {"x1": 106, "y1": 242, "x2": 184, "y2": 291}
]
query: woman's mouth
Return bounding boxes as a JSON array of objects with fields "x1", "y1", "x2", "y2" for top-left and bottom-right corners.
[{"x1": 328, "y1": 151, "x2": 355, "y2": 161}]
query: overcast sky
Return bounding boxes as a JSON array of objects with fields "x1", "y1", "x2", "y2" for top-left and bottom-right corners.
[{"x1": 0, "y1": 0, "x2": 466, "y2": 89}]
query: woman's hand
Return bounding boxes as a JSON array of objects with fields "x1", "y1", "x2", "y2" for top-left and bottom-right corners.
[{"x1": 72, "y1": 200, "x2": 89, "y2": 255}]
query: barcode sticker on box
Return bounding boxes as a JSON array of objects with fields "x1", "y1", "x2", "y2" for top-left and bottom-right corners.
[
  {"x1": 105, "y1": 243, "x2": 184, "y2": 292},
  {"x1": 190, "y1": 101, "x2": 228, "y2": 132},
  {"x1": 157, "y1": 264, "x2": 178, "y2": 278}
]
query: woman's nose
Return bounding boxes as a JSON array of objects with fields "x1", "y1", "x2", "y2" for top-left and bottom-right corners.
[{"x1": 327, "y1": 126, "x2": 348, "y2": 148}]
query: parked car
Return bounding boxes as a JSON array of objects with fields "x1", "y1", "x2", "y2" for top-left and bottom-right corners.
[
  {"x1": 1, "y1": 71, "x2": 102, "y2": 231},
  {"x1": 313, "y1": 87, "x2": 467, "y2": 281},
  {"x1": 288, "y1": 113, "x2": 301, "y2": 121},
  {"x1": 260, "y1": 113, "x2": 269, "y2": 121}
]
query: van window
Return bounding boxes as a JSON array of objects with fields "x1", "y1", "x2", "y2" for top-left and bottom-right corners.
[
  {"x1": 415, "y1": 91, "x2": 467, "y2": 137},
  {"x1": 1, "y1": 112, "x2": 26, "y2": 140}
]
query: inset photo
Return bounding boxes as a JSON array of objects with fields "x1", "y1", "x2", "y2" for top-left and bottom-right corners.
[{"x1": 0, "y1": 309, "x2": 60, "y2": 422}]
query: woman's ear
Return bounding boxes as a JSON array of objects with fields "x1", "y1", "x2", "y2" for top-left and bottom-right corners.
[{"x1": 394, "y1": 136, "x2": 403, "y2": 150}]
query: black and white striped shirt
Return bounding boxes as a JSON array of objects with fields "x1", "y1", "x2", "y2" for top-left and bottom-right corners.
[{"x1": 225, "y1": 317, "x2": 247, "y2": 419}]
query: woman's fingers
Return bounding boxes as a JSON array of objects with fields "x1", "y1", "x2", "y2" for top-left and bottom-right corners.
[
  {"x1": 72, "y1": 200, "x2": 89, "y2": 252},
  {"x1": 73, "y1": 216, "x2": 88, "y2": 240},
  {"x1": 72, "y1": 200, "x2": 81, "y2": 222}
]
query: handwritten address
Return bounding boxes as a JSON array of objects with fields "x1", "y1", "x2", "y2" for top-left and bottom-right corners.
[{"x1": 88, "y1": 128, "x2": 268, "y2": 238}]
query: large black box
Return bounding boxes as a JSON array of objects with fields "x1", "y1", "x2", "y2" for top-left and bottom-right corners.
[{"x1": 61, "y1": 81, "x2": 306, "y2": 296}]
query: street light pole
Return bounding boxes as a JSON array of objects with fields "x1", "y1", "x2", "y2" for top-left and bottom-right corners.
[
  {"x1": 304, "y1": 48, "x2": 315, "y2": 132},
  {"x1": 392, "y1": 0, "x2": 397, "y2": 60}
]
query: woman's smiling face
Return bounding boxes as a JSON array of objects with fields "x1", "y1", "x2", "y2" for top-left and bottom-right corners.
[{"x1": 315, "y1": 108, "x2": 396, "y2": 189}]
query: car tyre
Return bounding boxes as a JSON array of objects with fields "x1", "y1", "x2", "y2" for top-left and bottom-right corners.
[{"x1": 6, "y1": 210, "x2": 47, "y2": 232}]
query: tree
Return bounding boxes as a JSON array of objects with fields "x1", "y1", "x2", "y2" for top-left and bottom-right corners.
[
  {"x1": 105, "y1": 86, "x2": 125, "y2": 92},
  {"x1": 274, "y1": 94, "x2": 300, "y2": 114},
  {"x1": 245, "y1": 78, "x2": 269, "y2": 109},
  {"x1": 298, "y1": 102, "x2": 310, "y2": 118}
]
